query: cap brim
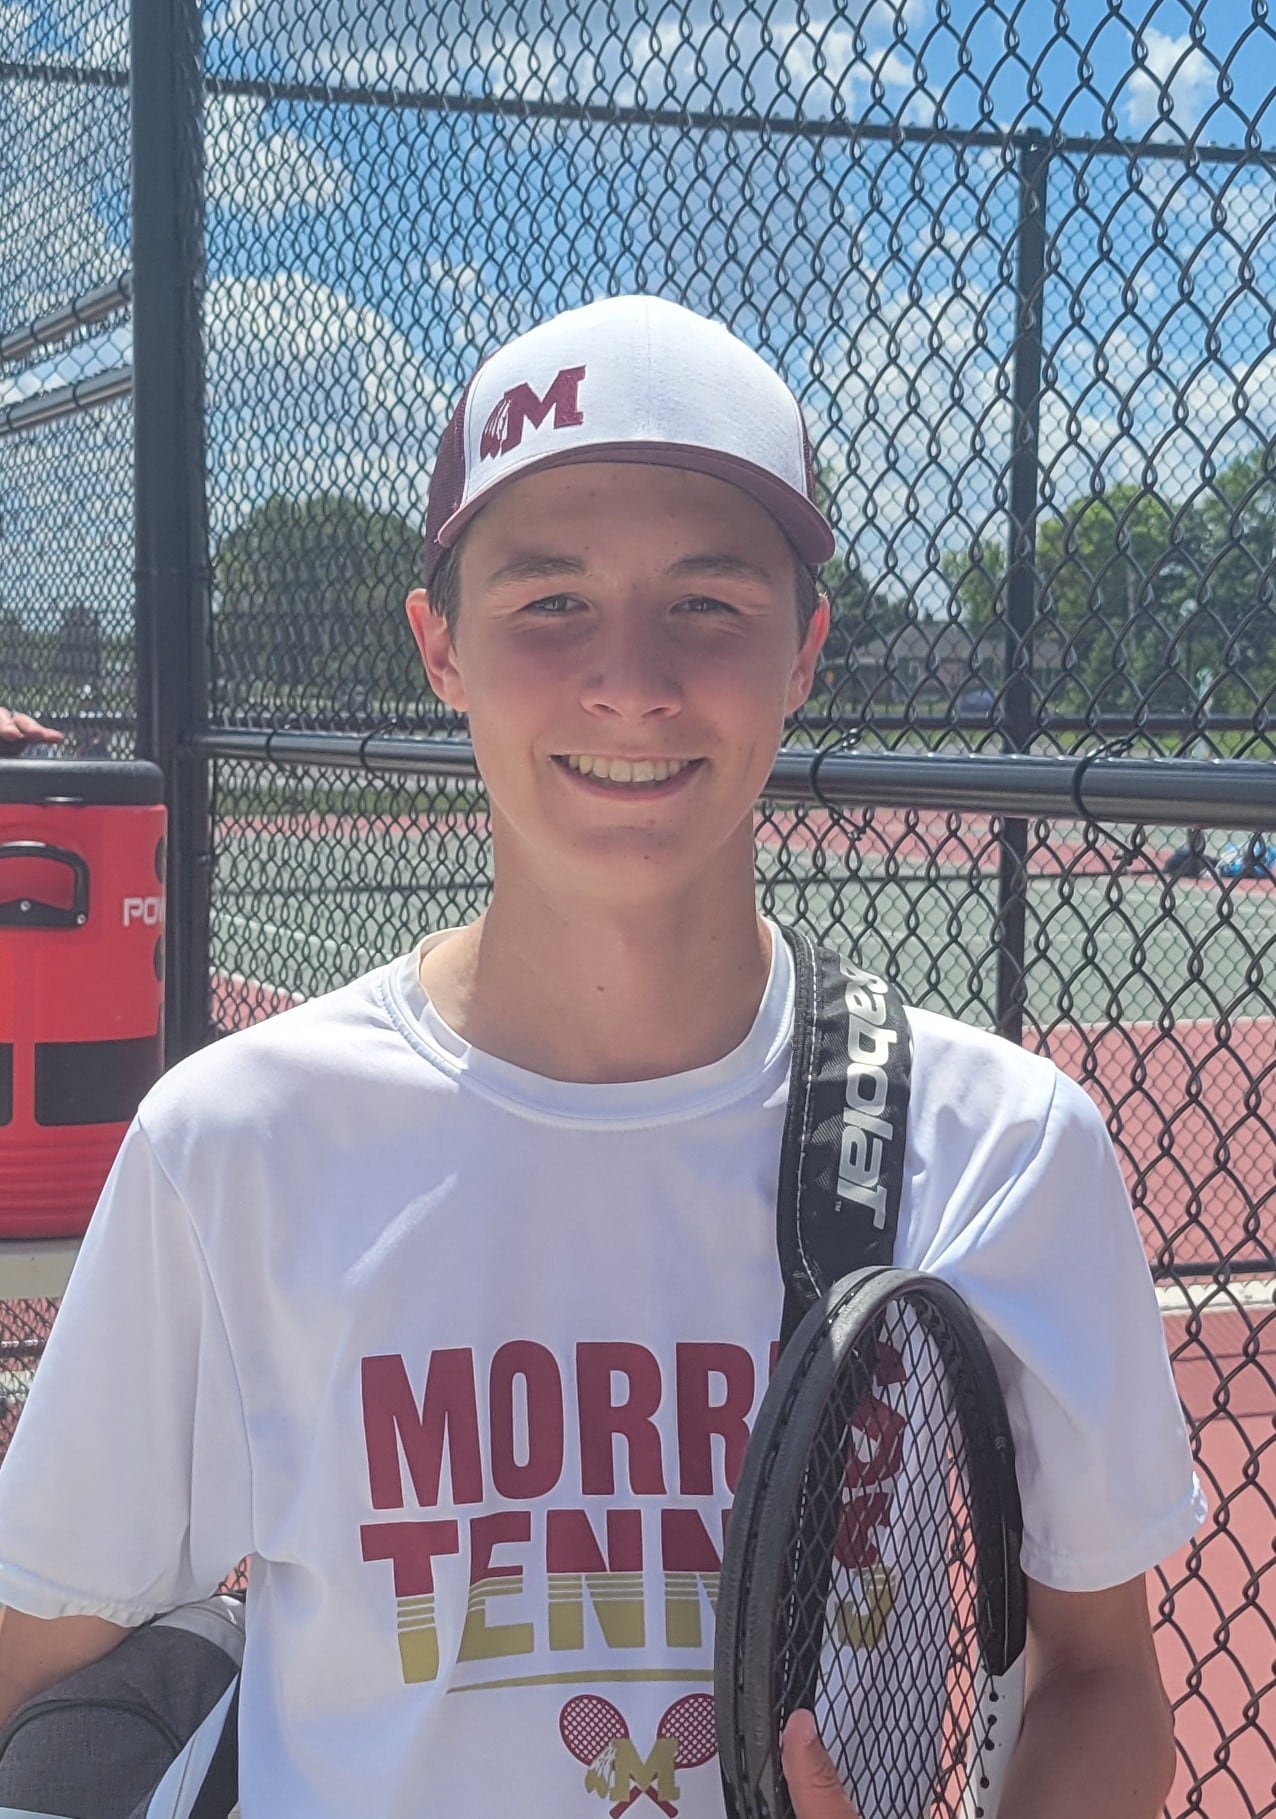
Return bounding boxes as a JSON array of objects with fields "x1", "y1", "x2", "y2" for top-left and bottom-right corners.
[{"x1": 435, "y1": 442, "x2": 836, "y2": 570}]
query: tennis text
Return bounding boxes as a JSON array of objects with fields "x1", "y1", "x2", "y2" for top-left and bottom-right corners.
[{"x1": 358, "y1": 1340, "x2": 906, "y2": 1682}]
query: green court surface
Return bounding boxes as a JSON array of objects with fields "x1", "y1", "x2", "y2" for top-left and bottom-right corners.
[{"x1": 209, "y1": 812, "x2": 1276, "y2": 1031}]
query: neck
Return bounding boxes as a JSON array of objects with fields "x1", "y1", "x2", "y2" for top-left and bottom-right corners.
[{"x1": 416, "y1": 862, "x2": 772, "y2": 1084}]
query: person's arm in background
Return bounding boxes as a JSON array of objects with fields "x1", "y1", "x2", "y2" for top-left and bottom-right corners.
[
  {"x1": 782, "y1": 1575, "x2": 1176, "y2": 1819},
  {"x1": 0, "y1": 1606, "x2": 134, "y2": 1727},
  {"x1": 0, "y1": 707, "x2": 63, "y2": 749}
]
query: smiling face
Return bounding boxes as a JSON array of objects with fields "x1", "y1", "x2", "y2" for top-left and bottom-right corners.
[{"x1": 405, "y1": 461, "x2": 828, "y2": 914}]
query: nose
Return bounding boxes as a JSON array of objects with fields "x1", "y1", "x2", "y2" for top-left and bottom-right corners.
[{"x1": 579, "y1": 613, "x2": 682, "y2": 722}]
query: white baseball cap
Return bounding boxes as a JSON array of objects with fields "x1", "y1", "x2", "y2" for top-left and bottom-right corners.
[{"x1": 424, "y1": 294, "x2": 835, "y2": 584}]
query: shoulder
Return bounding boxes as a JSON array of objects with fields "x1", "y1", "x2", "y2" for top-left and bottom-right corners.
[
  {"x1": 906, "y1": 1004, "x2": 1067, "y2": 1129},
  {"x1": 135, "y1": 956, "x2": 407, "y2": 1159},
  {"x1": 898, "y1": 1007, "x2": 1118, "y2": 1261},
  {"x1": 905, "y1": 1005, "x2": 1104, "y2": 1138}
]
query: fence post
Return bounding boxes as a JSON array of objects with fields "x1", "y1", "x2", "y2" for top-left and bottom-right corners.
[
  {"x1": 131, "y1": 0, "x2": 211, "y2": 1066},
  {"x1": 995, "y1": 131, "x2": 1050, "y2": 1044}
]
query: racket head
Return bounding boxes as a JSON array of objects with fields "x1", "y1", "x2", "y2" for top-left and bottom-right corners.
[
  {"x1": 657, "y1": 1692, "x2": 718, "y2": 1768},
  {"x1": 715, "y1": 1266, "x2": 1027, "y2": 1819},
  {"x1": 559, "y1": 1693, "x2": 630, "y2": 1764}
]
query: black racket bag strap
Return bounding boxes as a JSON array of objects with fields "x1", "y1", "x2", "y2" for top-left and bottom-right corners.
[{"x1": 775, "y1": 927, "x2": 913, "y2": 1350}]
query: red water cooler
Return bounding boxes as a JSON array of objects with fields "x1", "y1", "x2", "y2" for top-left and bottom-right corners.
[{"x1": 0, "y1": 760, "x2": 166, "y2": 1238}]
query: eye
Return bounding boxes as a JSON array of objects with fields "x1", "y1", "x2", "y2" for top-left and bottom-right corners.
[
  {"x1": 522, "y1": 594, "x2": 582, "y2": 615},
  {"x1": 676, "y1": 595, "x2": 737, "y2": 615}
]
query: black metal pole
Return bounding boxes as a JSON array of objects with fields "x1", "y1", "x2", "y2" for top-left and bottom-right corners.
[
  {"x1": 185, "y1": 729, "x2": 1276, "y2": 827},
  {"x1": 131, "y1": 0, "x2": 211, "y2": 1066},
  {"x1": 995, "y1": 132, "x2": 1050, "y2": 1045}
]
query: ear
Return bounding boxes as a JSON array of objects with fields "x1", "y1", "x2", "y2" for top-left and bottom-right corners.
[
  {"x1": 785, "y1": 594, "x2": 831, "y2": 715},
  {"x1": 405, "y1": 588, "x2": 468, "y2": 713}
]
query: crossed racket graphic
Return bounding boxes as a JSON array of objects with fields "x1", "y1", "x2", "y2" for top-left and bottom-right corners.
[{"x1": 559, "y1": 1692, "x2": 717, "y2": 1815}]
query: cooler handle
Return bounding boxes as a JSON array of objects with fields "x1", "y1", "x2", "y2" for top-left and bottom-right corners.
[{"x1": 0, "y1": 841, "x2": 90, "y2": 929}]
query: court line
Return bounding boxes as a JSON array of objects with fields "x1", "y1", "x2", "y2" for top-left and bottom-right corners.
[
  {"x1": 1156, "y1": 1278, "x2": 1274, "y2": 1315},
  {"x1": 219, "y1": 911, "x2": 354, "y2": 959}
]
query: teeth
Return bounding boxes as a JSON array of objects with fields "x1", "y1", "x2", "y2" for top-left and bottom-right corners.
[{"x1": 562, "y1": 755, "x2": 691, "y2": 785}]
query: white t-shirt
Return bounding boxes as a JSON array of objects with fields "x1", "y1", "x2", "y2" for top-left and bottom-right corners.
[{"x1": 0, "y1": 924, "x2": 1203, "y2": 1818}]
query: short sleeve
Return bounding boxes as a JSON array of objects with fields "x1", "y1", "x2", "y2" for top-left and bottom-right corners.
[
  {"x1": 0, "y1": 1114, "x2": 253, "y2": 1624},
  {"x1": 910, "y1": 1050, "x2": 1206, "y2": 1592}
]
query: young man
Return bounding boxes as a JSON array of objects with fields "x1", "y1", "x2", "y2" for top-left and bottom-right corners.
[{"x1": 0, "y1": 296, "x2": 1202, "y2": 1818}]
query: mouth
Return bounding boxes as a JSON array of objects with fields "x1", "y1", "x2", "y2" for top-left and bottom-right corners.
[{"x1": 551, "y1": 754, "x2": 704, "y2": 792}]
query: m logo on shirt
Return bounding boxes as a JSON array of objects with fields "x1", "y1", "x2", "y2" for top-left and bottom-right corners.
[
  {"x1": 559, "y1": 1693, "x2": 716, "y2": 1812},
  {"x1": 479, "y1": 365, "x2": 587, "y2": 459}
]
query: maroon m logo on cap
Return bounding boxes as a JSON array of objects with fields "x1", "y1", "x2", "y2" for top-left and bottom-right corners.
[{"x1": 479, "y1": 365, "x2": 587, "y2": 460}]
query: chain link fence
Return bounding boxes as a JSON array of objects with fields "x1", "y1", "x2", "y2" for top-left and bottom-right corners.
[
  {"x1": 196, "y1": 8, "x2": 1276, "y2": 761},
  {"x1": 197, "y1": 7, "x2": 1276, "y2": 1810},
  {"x1": 1, "y1": 2, "x2": 1274, "y2": 1815},
  {"x1": 0, "y1": 2, "x2": 134, "y2": 758}
]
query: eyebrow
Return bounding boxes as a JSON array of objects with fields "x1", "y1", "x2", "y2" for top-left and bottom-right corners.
[
  {"x1": 483, "y1": 553, "x2": 589, "y2": 587},
  {"x1": 665, "y1": 553, "x2": 778, "y2": 585},
  {"x1": 483, "y1": 551, "x2": 777, "y2": 587}
]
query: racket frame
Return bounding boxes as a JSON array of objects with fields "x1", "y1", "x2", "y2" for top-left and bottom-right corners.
[{"x1": 715, "y1": 1266, "x2": 1028, "y2": 1819}]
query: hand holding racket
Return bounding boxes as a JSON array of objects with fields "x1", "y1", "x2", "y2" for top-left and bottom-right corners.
[
  {"x1": 716, "y1": 1268, "x2": 1028, "y2": 1819},
  {"x1": 781, "y1": 1710, "x2": 862, "y2": 1818}
]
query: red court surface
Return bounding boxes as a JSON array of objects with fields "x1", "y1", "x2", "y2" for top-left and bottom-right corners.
[
  {"x1": 1157, "y1": 1304, "x2": 1273, "y2": 1819},
  {"x1": 1031, "y1": 1019, "x2": 1272, "y2": 1273}
]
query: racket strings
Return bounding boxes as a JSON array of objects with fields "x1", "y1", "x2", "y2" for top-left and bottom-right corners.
[{"x1": 773, "y1": 1306, "x2": 1003, "y2": 1818}]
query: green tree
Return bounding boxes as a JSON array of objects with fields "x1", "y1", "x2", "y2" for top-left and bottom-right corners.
[
  {"x1": 0, "y1": 608, "x2": 32, "y2": 697},
  {"x1": 804, "y1": 465, "x2": 912, "y2": 718},
  {"x1": 945, "y1": 446, "x2": 1276, "y2": 723},
  {"x1": 214, "y1": 493, "x2": 425, "y2": 709},
  {"x1": 59, "y1": 600, "x2": 102, "y2": 689},
  {"x1": 1191, "y1": 447, "x2": 1276, "y2": 717},
  {"x1": 808, "y1": 563, "x2": 915, "y2": 719}
]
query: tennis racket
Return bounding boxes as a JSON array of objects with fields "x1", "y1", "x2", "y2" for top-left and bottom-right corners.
[{"x1": 715, "y1": 1267, "x2": 1028, "y2": 1819}]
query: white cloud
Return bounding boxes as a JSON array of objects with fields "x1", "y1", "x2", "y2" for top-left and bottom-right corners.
[
  {"x1": 856, "y1": 0, "x2": 928, "y2": 38},
  {"x1": 69, "y1": 4, "x2": 125, "y2": 68},
  {"x1": 0, "y1": 76, "x2": 124, "y2": 320},
  {"x1": 0, "y1": 5, "x2": 33, "y2": 46},
  {"x1": 807, "y1": 277, "x2": 1017, "y2": 606},
  {"x1": 1124, "y1": 27, "x2": 1215, "y2": 136},
  {"x1": 1036, "y1": 320, "x2": 1276, "y2": 516},
  {"x1": 777, "y1": 20, "x2": 921, "y2": 105},
  {"x1": 203, "y1": 271, "x2": 449, "y2": 536},
  {"x1": 213, "y1": 0, "x2": 929, "y2": 118},
  {"x1": 1127, "y1": 157, "x2": 1275, "y2": 238},
  {"x1": 0, "y1": 323, "x2": 130, "y2": 406},
  {"x1": 205, "y1": 95, "x2": 351, "y2": 223},
  {"x1": 0, "y1": 0, "x2": 124, "y2": 67},
  {"x1": 0, "y1": 50, "x2": 133, "y2": 625}
]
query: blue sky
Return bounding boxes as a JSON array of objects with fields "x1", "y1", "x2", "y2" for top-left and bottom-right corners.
[{"x1": 0, "y1": 0, "x2": 1273, "y2": 632}]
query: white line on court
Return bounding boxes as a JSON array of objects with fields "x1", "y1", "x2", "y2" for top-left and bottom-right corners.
[
  {"x1": 1156, "y1": 1277, "x2": 1274, "y2": 1316},
  {"x1": 221, "y1": 911, "x2": 355, "y2": 960}
]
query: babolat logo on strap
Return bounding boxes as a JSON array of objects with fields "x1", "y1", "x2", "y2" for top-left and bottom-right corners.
[
  {"x1": 835, "y1": 962, "x2": 901, "y2": 1229},
  {"x1": 775, "y1": 931, "x2": 913, "y2": 1329}
]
